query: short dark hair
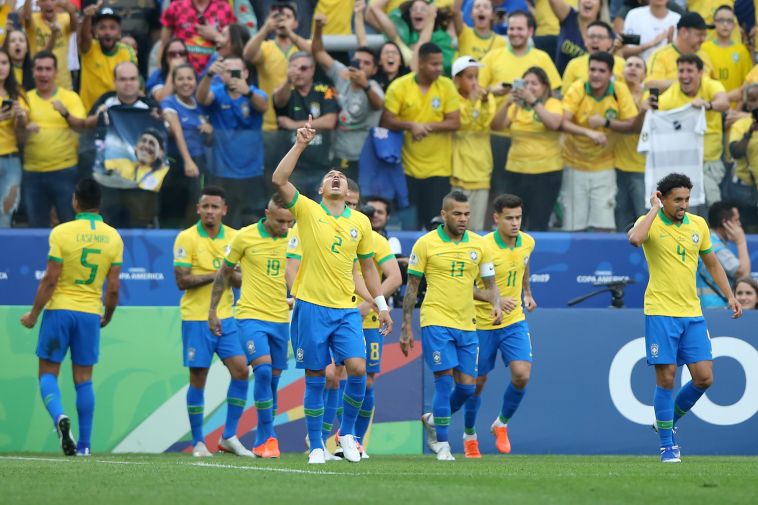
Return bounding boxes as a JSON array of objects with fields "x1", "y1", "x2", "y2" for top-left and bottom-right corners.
[
  {"x1": 708, "y1": 201, "x2": 737, "y2": 229},
  {"x1": 171, "y1": 63, "x2": 195, "y2": 83},
  {"x1": 588, "y1": 20, "x2": 614, "y2": 39},
  {"x1": 32, "y1": 50, "x2": 57, "y2": 69},
  {"x1": 523, "y1": 66, "x2": 552, "y2": 98},
  {"x1": 347, "y1": 177, "x2": 360, "y2": 194},
  {"x1": 443, "y1": 190, "x2": 468, "y2": 210},
  {"x1": 418, "y1": 42, "x2": 442, "y2": 60},
  {"x1": 714, "y1": 4, "x2": 734, "y2": 16},
  {"x1": 657, "y1": 173, "x2": 693, "y2": 196},
  {"x1": 677, "y1": 53, "x2": 704, "y2": 71},
  {"x1": 365, "y1": 195, "x2": 392, "y2": 215},
  {"x1": 75, "y1": 177, "x2": 102, "y2": 211},
  {"x1": 269, "y1": 192, "x2": 288, "y2": 209},
  {"x1": 507, "y1": 10, "x2": 536, "y2": 30},
  {"x1": 589, "y1": 51, "x2": 615, "y2": 72},
  {"x1": 493, "y1": 194, "x2": 523, "y2": 214},
  {"x1": 201, "y1": 185, "x2": 226, "y2": 201},
  {"x1": 355, "y1": 46, "x2": 377, "y2": 65}
]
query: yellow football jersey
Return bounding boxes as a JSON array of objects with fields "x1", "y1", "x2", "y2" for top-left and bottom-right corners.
[
  {"x1": 640, "y1": 211, "x2": 713, "y2": 317},
  {"x1": 79, "y1": 41, "x2": 137, "y2": 111},
  {"x1": 475, "y1": 231, "x2": 535, "y2": 330},
  {"x1": 287, "y1": 192, "x2": 374, "y2": 308},
  {"x1": 28, "y1": 12, "x2": 72, "y2": 89},
  {"x1": 408, "y1": 226, "x2": 494, "y2": 331},
  {"x1": 451, "y1": 95, "x2": 496, "y2": 189},
  {"x1": 700, "y1": 39, "x2": 752, "y2": 93},
  {"x1": 356, "y1": 230, "x2": 395, "y2": 329},
  {"x1": 46, "y1": 213, "x2": 124, "y2": 315},
  {"x1": 645, "y1": 44, "x2": 717, "y2": 84},
  {"x1": 225, "y1": 219, "x2": 290, "y2": 323},
  {"x1": 312, "y1": 0, "x2": 355, "y2": 35},
  {"x1": 173, "y1": 222, "x2": 237, "y2": 321},
  {"x1": 23, "y1": 88, "x2": 86, "y2": 172},
  {"x1": 506, "y1": 97, "x2": 564, "y2": 174},
  {"x1": 456, "y1": 26, "x2": 507, "y2": 63},
  {"x1": 257, "y1": 40, "x2": 301, "y2": 131},
  {"x1": 479, "y1": 46, "x2": 562, "y2": 109},
  {"x1": 561, "y1": 53, "x2": 626, "y2": 96}
]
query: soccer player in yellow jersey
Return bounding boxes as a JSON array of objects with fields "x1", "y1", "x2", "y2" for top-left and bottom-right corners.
[
  {"x1": 173, "y1": 187, "x2": 251, "y2": 458},
  {"x1": 627, "y1": 173, "x2": 741, "y2": 463},
  {"x1": 401, "y1": 191, "x2": 502, "y2": 461},
  {"x1": 462, "y1": 194, "x2": 536, "y2": 458},
  {"x1": 208, "y1": 194, "x2": 294, "y2": 459},
  {"x1": 20, "y1": 178, "x2": 123, "y2": 456},
  {"x1": 272, "y1": 118, "x2": 392, "y2": 464}
]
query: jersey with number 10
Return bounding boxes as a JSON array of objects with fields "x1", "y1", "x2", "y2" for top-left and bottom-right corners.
[
  {"x1": 640, "y1": 211, "x2": 713, "y2": 317},
  {"x1": 286, "y1": 192, "x2": 374, "y2": 308},
  {"x1": 46, "y1": 213, "x2": 124, "y2": 315},
  {"x1": 408, "y1": 226, "x2": 494, "y2": 331},
  {"x1": 225, "y1": 219, "x2": 290, "y2": 323}
]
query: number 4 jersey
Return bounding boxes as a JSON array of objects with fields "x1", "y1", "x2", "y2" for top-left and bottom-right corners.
[
  {"x1": 640, "y1": 210, "x2": 713, "y2": 317},
  {"x1": 46, "y1": 213, "x2": 124, "y2": 315}
]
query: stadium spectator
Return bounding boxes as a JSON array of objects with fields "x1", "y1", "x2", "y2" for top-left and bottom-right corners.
[
  {"x1": 657, "y1": 54, "x2": 729, "y2": 207},
  {"x1": 159, "y1": 0, "x2": 236, "y2": 74},
  {"x1": 560, "y1": 51, "x2": 638, "y2": 232},
  {"x1": 614, "y1": 55, "x2": 647, "y2": 232},
  {"x1": 697, "y1": 201, "x2": 752, "y2": 308},
  {"x1": 199, "y1": 55, "x2": 268, "y2": 227},
  {"x1": 0, "y1": 48, "x2": 26, "y2": 228},
  {"x1": 645, "y1": 12, "x2": 715, "y2": 92},
  {"x1": 374, "y1": 41, "x2": 409, "y2": 91},
  {"x1": 3, "y1": 29, "x2": 34, "y2": 91},
  {"x1": 78, "y1": 6, "x2": 138, "y2": 112},
  {"x1": 22, "y1": 51, "x2": 86, "y2": 228},
  {"x1": 491, "y1": 66, "x2": 563, "y2": 232},
  {"x1": 561, "y1": 20, "x2": 625, "y2": 95},
  {"x1": 451, "y1": 0, "x2": 506, "y2": 62},
  {"x1": 734, "y1": 277, "x2": 758, "y2": 309},
  {"x1": 201, "y1": 23, "x2": 252, "y2": 84},
  {"x1": 272, "y1": 51, "x2": 337, "y2": 198},
  {"x1": 147, "y1": 38, "x2": 188, "y2": 102},
  {"x1": 313, "y1": 0, "x2": 358, "y2": 35},
  {"x1": 450, "y1": 56, "x2": 495, "y2": 232},
  {"x1": 619, "y1": 0, "x2": 680, "y2": 61},
  {"x1": 23, "y1": 0, "x2": 79, "y2": 90},
  {"x1": 161, "y1": 63, "x2": 211, "y2": 228},
  {"x1": 547, "y1": 0, "x2": 602, "y2": 75},
  {"x1": 700, "y1": 5, "x2": 752, "y2": 96},
  {"x1": 532, "y1": 0, "x2": 565, "y2": 57},
  {"x1": 728, "y1": 83, "x2": 758, "y2": 216},
  {"x1": 102, "y1": 0, "x2": 161, "y2": 78},
  {"x1": 311, "y1": 13, "x2": 383, "y2": 178},
  {"x1": 381, "y1": 42, "x2": 460, "y2": 230}
]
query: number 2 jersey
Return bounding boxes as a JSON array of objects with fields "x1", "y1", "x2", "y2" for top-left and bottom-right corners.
[
  {"x1": 640, "y1": 211, "x2": 713, "y2": 317},
  {"x1": 46, "y1": 213, "x2": 124, "y2": 315}
]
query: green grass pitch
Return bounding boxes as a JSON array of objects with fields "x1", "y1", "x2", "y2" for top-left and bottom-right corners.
[{"x1": 2, "y1": 454, "x2": 757, "y2": 505}]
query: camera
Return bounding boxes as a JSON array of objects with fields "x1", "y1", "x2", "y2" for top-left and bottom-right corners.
[
  {"x1": 230, "y1": 69, "x2": 242, "y2": 79},
  {"x1": 620, "y1": 33, "x2": 641, "y2": 45},
  {"x1": 752, "y1": 108, "x2": 758, "y2": 123}
]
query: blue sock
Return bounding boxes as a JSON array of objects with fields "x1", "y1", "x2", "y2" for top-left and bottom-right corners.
[
  {"x1": 433, "y1": 375, "x2": 454, "y2": 443},
  {"x1": 39, "y1": 373, "x2": 64, "y2": 426},
  {"x1": 674, "y1": 381, "x2": 707, "y2": 425},
  {"x1": 322, "y1": 386, "x2": 339, "y2": 441},
  {"x1": 336, "y1": 379, "x2": 347, "y2": 428},
  {"x1": 341, "y1": 375, "x2": 366, "y2": 437},
  {"x1": 75, "y1": 381, "x2": 95, "y2": 451},
  {"x1": 464, "y1": 395, "x2": 481, "y2": 435},
  {"x1": 304, "y1": 376, "x2": 326, "y2": 450},
  {"x1": 355, "y1": 386, "x2": 375, "y2": 443},
  {"x1": 270, "y1": 373, "x2": 281, "y2": 438},
  {"x1": 450, "y1": 383, "x2": 476, "y2": 415},
  {"x1": 223, "y1": 379, "x2": 248, "y2": 440},
  {"x1": 654, "y1": 386, "x2": 674, "y2": 447},
  {"x1": 186, "y1": 386, "x2": 205, "y2": 446},
  {"x1": 500, "y1": 383, "x2": 526, "y2": 423},
  {"x1": 253, "y1": 364, "x2": 274, "y2": 447}
]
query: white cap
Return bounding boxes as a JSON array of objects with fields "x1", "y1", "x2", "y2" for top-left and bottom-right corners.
[{"x1": 452, "y1": 55, "x2": 483, "y2": 77}]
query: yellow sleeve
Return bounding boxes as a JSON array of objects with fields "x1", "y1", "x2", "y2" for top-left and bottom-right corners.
[
  {"x1": 700, "y1": 51, "x2": 717, "y2": 80},
  {"x1": 286, "y1": 226, "x2": 302, "y2": 259},
  {"x1": 729, "y1": 117, "x2": 750, "y2": 143},
  {"x1": 546, "y1": 97, "x2": 564, "y2": 115},
  {"x1": 746, "y1": 64, "x2": 758, "y2": 84},
  {"x1": 356, "y1": 218, "x2": 375, "y2": 260},
  {"x1": 699, "y1": 220, "x2": 713, "y2": 254},
  {"x1": 618, "y1": 85, "x2": 639, "y2": 119},
  {"x1": 561, "y1": 58, "x2": 578, "y2": 96},
  {"x1": 407, "y1": 237, "x2": 427, "y2": 277},
  {"x1": 479, "y1": 51, "x2": 494, "y2": 87},
  {"x1": 48, "y1": 227, "x2": 63, "y2": 263},
  {"x1": 225, "y1": 232, "x2": 245, "y2": 266},
  {"x1": 173, "y1": 231, "x2": 194, "y2": 268},
  {"x1": 375, "y1": 234, "x2": 395, "y2": 266},
  {"x1": 112, "y1": 232, "x2": 124, "y2": 266},
  {"x1": 480, "y1": 96, "x2": 496, "y2": 127},
  {"x1": 646, "y1": 48, "x2": 668, "y2": 82},
  {"x1": 704, "y1": 78, "x2": 726, "y2": 98},
  {"x1": 540, "y1": 52, "x2": 563, "y2": 90},
  {"x1": 443, "y1": 78, "x2": 461, "y2": 114},
  {"x1": 562, "y1": 82, "x2": 583, "y2": 116},
  {"x1": 64, "y1": 91, "x2": 87, "y2": 119},
  {"x1": 286, "y1": 190, "x2": 317, "y2": 221},
  {"x1": 480, "y1": 239, "x2": 494, "y2": 268},
  {"x1": 384, "y1": 78, "x2": 403, "y2": 115},
  {"x1": 64, "y1": 13, "x2": 72, "y2": 36}
]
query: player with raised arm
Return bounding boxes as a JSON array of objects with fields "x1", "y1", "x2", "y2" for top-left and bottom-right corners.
[
  {"x1": 209, "y1": 194, "x2": 294, "y2": 459},
  {"x1": 462, "y1": 194, "x2": 536, "y2": 458},
  {"x1": 173, "y1": 187, "x2": 251, "y2": 458},
  {"x1": 400, "y1": 191, "x2": 502, "y2": 461},
  {"x1": 21, "y1": 178, "x2": 123, "y2": 456},
  {"x1": 271, "y1": 117, "x2": 393, "y2": 464},
  {"x1": 627, "y1": 173, "x2": 742, "y2": 463}
]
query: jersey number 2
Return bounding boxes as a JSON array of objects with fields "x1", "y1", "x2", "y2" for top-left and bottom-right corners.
[
  {"x1": 76, "y1": 248, "x2": 101, "y2": 285},
  {"x1": 331, "y1": 235, "x2": 343, "y2": 254}
]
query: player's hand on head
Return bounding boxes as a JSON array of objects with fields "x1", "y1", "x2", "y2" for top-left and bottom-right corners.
[{"x1": 650, "y1": 191, "x2": 663, "y2": 210}]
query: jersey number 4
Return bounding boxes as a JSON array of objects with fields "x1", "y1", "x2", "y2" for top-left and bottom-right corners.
[{"x1": 76, "y1": 248, "x2": 101, "y2": 285}]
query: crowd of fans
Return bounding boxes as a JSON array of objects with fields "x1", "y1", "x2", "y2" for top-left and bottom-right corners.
[{"x1": 2, "y1": 0, "x2": 758, "y2": 233}]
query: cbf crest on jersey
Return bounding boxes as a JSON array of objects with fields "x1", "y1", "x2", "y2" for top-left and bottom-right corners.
[
  {"x1": 350, "y1": 228, "x2": 359, "y2": 240},
  {"x1": 432, "y1": 351, "x2": 442, "y2": 364},
  {"x1": 692, "y1": 233, "x2": 700, "y2": 244},
  {"x1": 288, "y1": 235, "x2": 299, "y2": 249},
  {"x1": 175, "y1": 247, "x2": 187, "y2": 259},
  {"x1": 431, "y1": 97, "x2": 441, "y2": 110},
  {"x1": 409, "y1": 252, "x2": 419, "y2": 266},
  {"x1": 470, "y1": 251, "x2": 478, "y2": 261}
]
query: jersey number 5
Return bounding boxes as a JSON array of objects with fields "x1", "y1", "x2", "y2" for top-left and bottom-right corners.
[{"x1": 76, "y1": 248, "x2": 101, "y2": 285}]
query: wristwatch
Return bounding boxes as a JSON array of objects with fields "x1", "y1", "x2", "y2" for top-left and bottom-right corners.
[
  {"x1": 61, "y1": 110, "x2": 70, "y2": 119},
  {"x1": 604, "y1": 117, "x2": 611, "y2": 128}
]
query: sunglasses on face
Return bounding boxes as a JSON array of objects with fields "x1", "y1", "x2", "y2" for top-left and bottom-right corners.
[
  {"x1": 291, "y1": 64, "x2": 312, "y2": 72},
  {"x1": 168, "y1": 51, "x2": 187, "y2": 58}
]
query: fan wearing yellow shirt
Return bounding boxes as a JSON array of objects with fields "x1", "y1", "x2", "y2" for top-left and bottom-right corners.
[
  {"x1": 173, "y1": 187, "x2": 251, "y2": 459},
  {"x1": 20, "y1": 179, "x2": 123, "y2": 457},
  {"x1": 560, "y1": 52, "x2": 638, "y2": 231},
  {"x1": 209, "y1": 194, "x2": 295, "y2": 460},
  {"x1": 561, "y1": 21, "x2": 626, "y2": 96},
  {"x1": 728, "y1": 84, "x2": 758, "y2": 189},
  {"x1": 700, "y1": 5, "x2": 751, "y2": 96},
  {"x1": 463, "y1": 194, "x2": 536, "y2": 459},
  {"x1": 313, "y1": 0, "x2": 356, "y2": 35},
  {"x1": 271, "y1": 119, "x2": 392, "y2": 464},
  {"x1": 627, "y1": 173, "x2": 741, "y2": 463},
  {"x1": 23, "y1": 0, "x2": 79, "y2": 90},
  {"x1": 452, "y1": 0, "x2": 507, "y2": 62},
  {"x1": 400, "y1": 191, "x2": 502, "y2": 461},
  {"x1": 381, "y1": 42, "x2": 461, "y2": 230}
]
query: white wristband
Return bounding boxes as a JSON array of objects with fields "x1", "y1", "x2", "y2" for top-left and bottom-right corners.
[{"x1": 374, "y1": 295, "x2": 389, "y2": 312}]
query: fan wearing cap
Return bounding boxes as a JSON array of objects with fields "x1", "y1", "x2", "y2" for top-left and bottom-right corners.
[
  {"x1": 450, "y1": 56, "x2": 495, "y2": 231},
  {"x1": 79, "y1": 4, "x2": 138, "y2": 112},
  {"x1": 645, "y1": 12, "x2": 717, "y2": 92},
  {"x1": 22, "y1": 0, "x2": 79, "y2": 90}
]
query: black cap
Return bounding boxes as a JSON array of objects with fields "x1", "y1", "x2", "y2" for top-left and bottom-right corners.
[
  {"x1": 272, "y1": 0, "x2": 298, "y2": 16},
  {"x1": 94, "y1": 7, "x2": 122, "y2": 24},
  {"x1": 677, "y1": 12, "x2": 713, "y2": 30}
]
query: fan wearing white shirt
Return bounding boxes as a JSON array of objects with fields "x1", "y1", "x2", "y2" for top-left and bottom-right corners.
[{"x1": 621, "y1": 0, "x2": 680, "y2": 61}]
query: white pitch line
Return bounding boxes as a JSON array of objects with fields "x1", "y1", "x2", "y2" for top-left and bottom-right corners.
[
  {"x1": 0, "y1": 456, "x2": 70, "y2": 463},
  {"x1": 188, "y1": 461, "x2": 344, "y2": 475}
]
